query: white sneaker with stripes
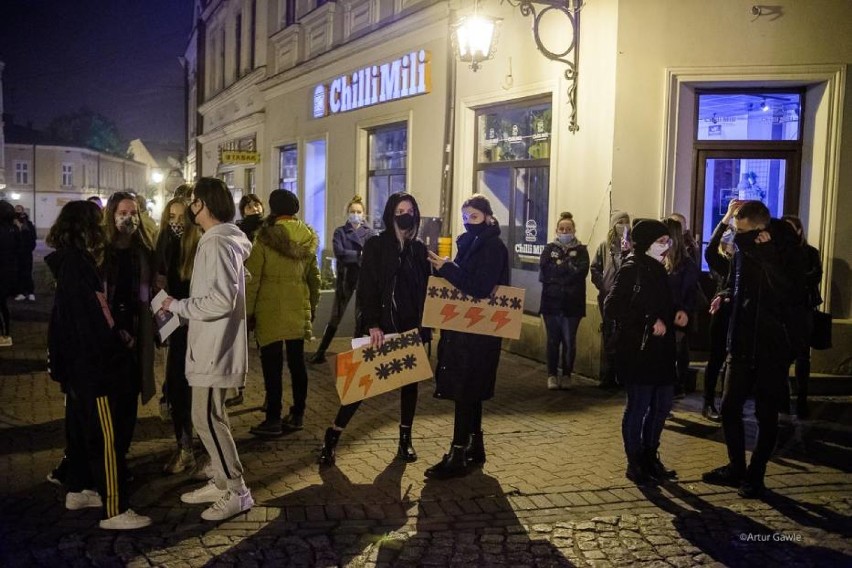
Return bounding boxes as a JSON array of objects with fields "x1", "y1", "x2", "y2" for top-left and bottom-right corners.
[
  {"x1": 65, "y1": 489, "x2": 102, "y2": 510},
  {"x1": 181, "y1": 479, "x2": 227, "y2": 504},
  {"x1": 99, "y1": 509, "x2": 152, "y2": 530},
  {"x1": 201, "y1": 488, "x2": 254, "y2": 521}
]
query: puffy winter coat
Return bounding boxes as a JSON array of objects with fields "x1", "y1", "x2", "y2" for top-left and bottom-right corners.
[
  {"x1": 434, "y1": 224, "x2": 510, "y2": 402},
  {"x1": 245, "y1": 217, "x2": 321, "y2": 345}
]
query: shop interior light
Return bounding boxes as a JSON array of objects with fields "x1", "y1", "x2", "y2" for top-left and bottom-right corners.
[{"x1": 760, "y1": 99, "x2": 770, "y2": 112}]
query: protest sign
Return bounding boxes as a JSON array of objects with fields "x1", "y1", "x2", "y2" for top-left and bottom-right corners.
[{"x1": 421, "y1": 276, "x2": 525, "y2": 340}]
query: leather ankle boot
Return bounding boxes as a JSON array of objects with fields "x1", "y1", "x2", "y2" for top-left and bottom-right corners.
[
  {"x1": 396, "y1": 426, "x2": 417, "y2": 462},
  {"x1": 643, "y1": 446, "x2": 677, "y2": 480},
  {"x1": 318, "y1": 428, "x2": 341, "y2": 466},
  {"x1": 465, "y1": 431, "x2": 486, "y2": 467},
  {"x1": 626, "y1": 453, "x2": 652, "y2": 485},
  {"x1": 309, "y1": 325, "x2": 338, "y2": 364},
  {"x1": 424, "y1": 445, "x2": 469, "y2": 480}
]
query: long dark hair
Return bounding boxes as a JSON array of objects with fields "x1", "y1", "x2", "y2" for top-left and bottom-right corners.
[
  {"x1": 103, "y1": 191, "x2": 156, "y2": 254},
  {"x1": 661, "y1": 217, "x2": 686, "y2": 273},
  {"x1": 382, "y1": 191, "x2": 421, "y2": 238},
  {"x1": 46, "y1": 200, "x2": 106, "y2": 263},
  {"x1": 0, "y1": 200, "x2": 16, "y2": 224},
  {"x1": 781, "y1": 214, "x2": 807, "y2": 245}
]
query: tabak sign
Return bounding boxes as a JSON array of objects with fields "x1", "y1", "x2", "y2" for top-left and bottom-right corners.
[{"x1": 312, "y1": 49, "x2": 431, "y2": 118}]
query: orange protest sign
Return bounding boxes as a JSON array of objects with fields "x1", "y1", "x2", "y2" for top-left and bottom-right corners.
[
  {"x1": 334, "y1": 329, "x2": 433, "y2": 405},
  {"x1": 421, "y1": 276, "x2": 525, "y2": 340}
]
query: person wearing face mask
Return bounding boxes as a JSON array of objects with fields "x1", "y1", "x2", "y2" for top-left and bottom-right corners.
[
  {"x1": 236, "y1": 194, "x2": 264, "y2": 243},
  {"x1": 701, "y1": 199, "x2": 741, "y2": 422},
  {"x1": 604, "y1": 219, "x2": 677, "y2": 485},
  {"x1": 101, "y1": 191, "x2": 157, "y2": 470},
  {"x1": 13, "y1": 204, "x2": 37, "y2": 302},
  {"x1": 309, "y1": 195, "x2": 376, "y2": 364},
  {"x1": 591, "y1": 210, "x2": 632, "y2": 389},
  {"x1": 425, "y1": 194, "x2": 510, "y2": 480},
  {"x1": 318, "y1": 192, "x2": 431, "y2": 466},
  {"x1": 539, "y1": 212, "x2": 590, "y2": 390},
  {"x1": 154, "y1": 194, "x2": 202, "y2": 474},
  {"x1": 702, "y1": 201, "x2": 808, "y2": 498}
]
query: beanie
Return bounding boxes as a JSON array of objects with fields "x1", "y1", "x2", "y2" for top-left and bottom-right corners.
[
  {"x1": 631, "y1": 219, "x2": 669, "y2": 253},
  {"x1": 269, "y1": 189, "x2": 300, "y2": 216},
  {"x1": 610, "y1": 210, "x2": 629, "y2": 227}
]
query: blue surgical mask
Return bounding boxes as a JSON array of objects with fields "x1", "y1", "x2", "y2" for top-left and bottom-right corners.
[
  {"x1": 348, "y1": 213, "x2": 363, "y2": 225},
  {"x1": 556, "y1": 233, "x2": 575, "y2": 245}
]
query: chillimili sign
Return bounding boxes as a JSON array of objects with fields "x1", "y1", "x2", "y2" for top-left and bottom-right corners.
[{"x1": 313, "y1": 50, "x2": 431, "y2": 118}]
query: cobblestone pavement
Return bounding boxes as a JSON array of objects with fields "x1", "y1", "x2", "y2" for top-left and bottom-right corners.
[{"x1": 0, "y1": 251, "x2": 850, "y2": 567}]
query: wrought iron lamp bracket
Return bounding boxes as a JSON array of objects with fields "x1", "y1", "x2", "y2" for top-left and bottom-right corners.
[{"x1": 503, "y1": 0, "x2": 582, "y2": 132}]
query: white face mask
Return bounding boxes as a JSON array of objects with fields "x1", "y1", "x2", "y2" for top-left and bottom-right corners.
[
  {"x1": 645, "y1": 241, "x2": 670, "y2": 263},
  {"x1": 115, "y1": 213, "x2": 139, "y2": 234},
  {"x1": 348, "y1": 213, "x2": 363, "y2": 225}
]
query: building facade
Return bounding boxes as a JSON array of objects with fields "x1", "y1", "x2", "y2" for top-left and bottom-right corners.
[{"x1": 186, "y1": 0, "x2": 852, "y2": 377}]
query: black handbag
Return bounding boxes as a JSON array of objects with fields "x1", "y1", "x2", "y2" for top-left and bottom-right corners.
[{"x1": 811, "y1": 310, "x2": 832, "y2": 350}]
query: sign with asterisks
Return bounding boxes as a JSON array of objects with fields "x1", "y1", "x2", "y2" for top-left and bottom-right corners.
[
  {"x1": 421, "y1": 276, "x2": 525, "y2": 340},
  {"x1": 334, "y1": 329, "x2": 433, "y2": 405}
]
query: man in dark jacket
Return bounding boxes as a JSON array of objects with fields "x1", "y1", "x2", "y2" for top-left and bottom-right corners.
[
  {"x1": 14, "y1": 205, "x2": 37, "y2": 301},
  {"x1": 702, "y1": 201, "x2": 807, "y2": 498}
]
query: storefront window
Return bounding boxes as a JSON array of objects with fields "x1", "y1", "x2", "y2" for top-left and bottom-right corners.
[
  {"x1": 279, "y1": 144, "x2": 298, "y2": 191},
  {"x1": 367, "y1": 123, "x2": 407, "y2": 230},
  {"x1": 696, "y1": 91, "x2": 802, "y2": 142},
  {"x1": 475, "y1": 99, "x2": 551, "y2": 314},
  {"x1": 304, "y1": 139, "x2": 327, "y2": 269}
]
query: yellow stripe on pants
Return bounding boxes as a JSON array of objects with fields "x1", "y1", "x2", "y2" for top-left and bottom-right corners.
[{"x1": 96, "y1": 397, "x2": 119, "y2": 519}]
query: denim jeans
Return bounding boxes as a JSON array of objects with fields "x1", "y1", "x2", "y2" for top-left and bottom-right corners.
[
  {"x1": 542, "y1": 314, "x2": 581, "y2": 377},
  {"x1": 622, "y1": 384, "x2": 674, "y2": 458}
]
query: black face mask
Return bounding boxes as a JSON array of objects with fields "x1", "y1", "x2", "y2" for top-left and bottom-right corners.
[
  {"x1": 187, "y1": 201, "x2": 203, "y2": 226},
  {"x1": 464, "y1": 222, "x2": 488, "y2": 236},
  {"x1": 395, "y1": 213, "x2": 415, "y2": 231},
  {"x1": 734, "y1": 229, "x2": 762, "y2": 249}
]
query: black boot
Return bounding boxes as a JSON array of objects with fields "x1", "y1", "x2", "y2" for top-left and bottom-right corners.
[
  {"x1": 702, "y1": 402, "x2": 721, "y2": 422},
  {"x1": 318, "y1": 428, "x2": 341, "y2": 466},
  {"x1": 309, "y1": 325, "x2": 337, "y2": 364},
  {"x1": 643, "y1": 446, "x2": 677, "y2": 481},
  {"x1": 739, "y1": 463, "x2": 767, "y2": 499},
  {"x1": 396, "y1": 426, "x2": 417, "y2": 462},
  {"x1": 282, "y1": 406, "x2": 304, "y2": 432},
  {"x1": 424, "y1": 445, "x2": 469, "y2": 480},
  {"x1": 625, "y1": 454, "x2": 652, "y2": 485},
  {"x1": 465, "y1": 431, "x2": 486, "y2": 467}
]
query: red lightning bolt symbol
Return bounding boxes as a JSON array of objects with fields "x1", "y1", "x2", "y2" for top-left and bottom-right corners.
[
  {"x1": 359, "y1": 375, "x2": 374, "y2": 396},
  {"x1": 336, "y1": 352, "x2": 362, "y2": 399},
  {"x1": 464, "y1": 306, "x2": 485, "y2": 328},
  {"x1": 491, "y1": 310, "x2": 512, "y2": 331},
  {"x1": 440, "y1": 303, "x2": 460, "y2": 323}
]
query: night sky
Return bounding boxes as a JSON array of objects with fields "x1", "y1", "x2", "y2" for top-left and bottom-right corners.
[{"x1": 0, "y1": 0, "x2": 194, "y2": 144}]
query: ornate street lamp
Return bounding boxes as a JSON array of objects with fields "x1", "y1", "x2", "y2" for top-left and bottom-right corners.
[{"x1": 451, "y1": 0, "x2": 583, "y2": 132}]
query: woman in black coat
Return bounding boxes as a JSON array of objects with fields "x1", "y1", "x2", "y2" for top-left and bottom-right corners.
[
  {"x1": 318, "y1": 192, "x2": 431, "y2": 466},
  {"x1": 604, "y1": 219, "x2": 677, "y2": 485},
  {"x1": 425, "y1": 194, "x2": 510, "y2": 480},
  {"x1": 13, "y1": 204, "x2": 37, "y2": 301},
  {"x1": 539, "y1": 211, "x2": 590, "y2": 390},
  {"x1": 0, "y1": 200, "x2": 20, "y2": 346}
]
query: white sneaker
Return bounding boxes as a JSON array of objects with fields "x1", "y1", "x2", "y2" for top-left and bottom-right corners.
[
  {"x1": 27, "y1": 294, "x2": 36, "y2": 302},
  {"x1": 99, "y1": 509, "x2": 152, "y2": 530},
  {"x1": 14, "y1": 294, "x2": 25, "y2": 301},
  {"x1": 547, "y1": 376, "x2": 559, "y2": 390},
  {"x1": 66, "y1": 489, "x2": 103, "y2": 510},
  {"x1": 164, "y1": 449, "x2": 196, "y2": 474},
  {"x1": 0, "y1": 336, "x2": 12, "y2": 348},
  {"x1": 560, "y1": 375, "x2": 574, "y2": 390},
  {"x1": 201, "y1": 489, "x2": 254, "y2": 521},
  {"x1": 191, "y1": 456, "x2": 215, "y2": 480},
  {"x1": 181, "y1": 479, "x2": 227, "y2": 504}
]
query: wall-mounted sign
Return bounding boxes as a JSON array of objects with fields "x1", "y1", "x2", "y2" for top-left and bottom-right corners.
[
  {"x1": 220, "y1": 150, "x2": 260, "y2": 164},
  {"x1": 312, "y1": 50, "x2": 432, "y2": 118}
]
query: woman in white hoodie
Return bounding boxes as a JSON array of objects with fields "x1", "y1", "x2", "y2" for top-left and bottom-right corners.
[{"x1": 161, "y1": 177, "x2": 254, "y2": 522}]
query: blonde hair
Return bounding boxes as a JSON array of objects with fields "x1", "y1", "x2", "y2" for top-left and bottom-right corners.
[
  {"x1": 346, "y1": 195, "x2": 364, "y2": 212},
  {"x1": 179, "y1": 223, "x2": 201, "y2": 281}
]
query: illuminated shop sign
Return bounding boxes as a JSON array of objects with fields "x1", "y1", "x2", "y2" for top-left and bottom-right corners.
[
  {"x1": 312, "y1": 50, "x2": 432, "y2": 118},
  {"x1": 220, "y1": 150, "x2": 260, "y2": 164}
]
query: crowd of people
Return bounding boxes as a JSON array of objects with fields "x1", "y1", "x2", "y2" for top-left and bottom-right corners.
[{"x1": 0, "y1": 179, "x2": 823, "y2": 531}]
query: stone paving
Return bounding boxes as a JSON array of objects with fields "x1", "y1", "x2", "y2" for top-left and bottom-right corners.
[{"x1": 0, "y1": 250, "x2": 850, "y2": 567}]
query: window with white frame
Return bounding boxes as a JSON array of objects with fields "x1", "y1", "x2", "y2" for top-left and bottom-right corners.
[
  {"x1": 14, "y1": 161, "x2": 29, "y2": 185},
  {"x1": 61, "y1": 163, "x2": 73, "y2": 187}
]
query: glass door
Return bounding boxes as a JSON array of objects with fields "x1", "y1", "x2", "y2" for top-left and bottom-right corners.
[{"x1": 694, "y1": 149, "x2": 800, "y2": 271}]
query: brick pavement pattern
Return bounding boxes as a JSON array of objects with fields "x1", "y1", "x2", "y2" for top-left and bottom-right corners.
[{"x1": 0, "y1": 250, "x2": 850, "y2": 567}]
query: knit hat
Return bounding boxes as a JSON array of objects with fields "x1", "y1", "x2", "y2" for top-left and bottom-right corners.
[
  {"x1": 631, "y1": 219, "x2": 669, "y2": 253},
  {"x1": 269, "y1": 189, "x2": 300, "y2": 216},
  {"x1": 610, "y1": 210, "x2": 629, "y2": 227}
]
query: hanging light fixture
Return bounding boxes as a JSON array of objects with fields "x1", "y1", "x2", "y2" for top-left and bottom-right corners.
[{"x1": 451, "y1": 1, "x2": 502, "y2": 72}]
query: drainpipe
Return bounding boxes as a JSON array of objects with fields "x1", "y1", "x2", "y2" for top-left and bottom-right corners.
[{"x1": 438, "y1": 10, "x2": 458, "y2": 259}]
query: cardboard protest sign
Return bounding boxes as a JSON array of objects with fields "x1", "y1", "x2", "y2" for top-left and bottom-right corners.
[
  {"x1": 422, "y1": 276, "x2": 525, "y2": 340},
  {"x1": 334, "y1": 329, "x2": 433, "y2": 405}
]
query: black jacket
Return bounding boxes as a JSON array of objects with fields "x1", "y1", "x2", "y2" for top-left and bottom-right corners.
[
  {"x1": 158, "y1": 231, "x2": 191, "y2": 300},
  {"x1": 0, "y1": 224, "x2": 19, "y2": 295},
  {"x1": 46, "y1": 248, "x2": 129, "y2": 396},
  {"x1": 435, "y1": 224, "x2": 510, "y2": 402},
  {"x1": 356, "y1": 231, "x2": 431, "y2": 339},
  {"x1": 705, "y1": 221, "x2": 732, "y2": 291},
  {"x1": 722, "y1": 219, "x2": 807, "y2": 364},
  {"x1": 803, "y1": 243, "x2": 823, "y2": 308},
  {"x1": 604, "y1": 253, "x2": 676, "y2": 386},
  {"x1": 16, "y1": 216, "x2": 37, "y2": 254},
  {"x1": 538, "y1": 240, "x2": 589, "y2": 317},
  {"x1": 236, "y1": 214, "x2": 263, "y2": 243},
  {"x1": 667, "y1": 256, "x2": 700, "y2": 321}
]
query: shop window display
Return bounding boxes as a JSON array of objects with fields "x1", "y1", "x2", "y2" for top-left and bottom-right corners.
[{"x1": 367, "y1": 123, "x2": 407, "y2": 230}]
